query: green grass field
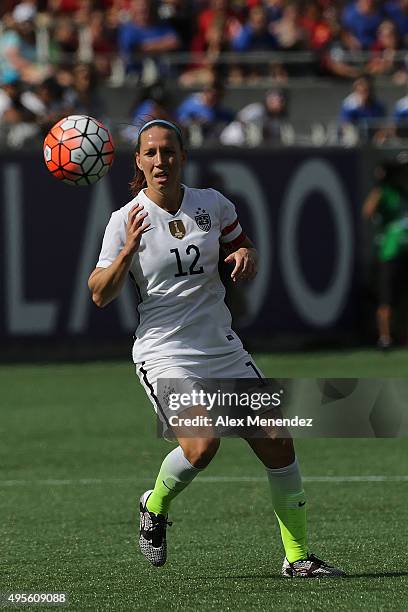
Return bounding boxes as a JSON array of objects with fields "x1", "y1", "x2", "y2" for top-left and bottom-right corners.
[{"x1": 1, "y1": 350, "x2": 408, "y2": 611}]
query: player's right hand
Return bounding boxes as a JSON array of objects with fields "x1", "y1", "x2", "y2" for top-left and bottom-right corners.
[{"x1": 123, "y1": 204, "x2": 151, "y2": 255}]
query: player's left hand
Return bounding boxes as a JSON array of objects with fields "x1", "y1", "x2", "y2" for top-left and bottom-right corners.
[{"x1": 224, "y1": 248, "x2": 257, "y2": 282}]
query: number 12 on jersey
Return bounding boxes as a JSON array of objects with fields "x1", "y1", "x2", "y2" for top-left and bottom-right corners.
[{"x1": 170, "y1": 245, "x2": 204, "y2": 277}]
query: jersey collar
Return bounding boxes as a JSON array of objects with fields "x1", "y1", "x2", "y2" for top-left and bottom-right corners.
[{"x1": 138, "y1": 185, "x2": 187, "y2": 217}]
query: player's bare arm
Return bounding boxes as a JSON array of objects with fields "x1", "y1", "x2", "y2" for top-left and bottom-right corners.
[
  {"x1": 88, "y1": 204, "x2": 150, "y2": 307},
  {"x1": 223, "y1": 237, "x2": 258, "y2": 282}
]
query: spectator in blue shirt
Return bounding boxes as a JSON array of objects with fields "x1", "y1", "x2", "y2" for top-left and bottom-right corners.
[
  {"x1": 339, "y1": 76, "x2": 386, "y2": 141},
  {"x1": 119, "y1": 0, "x2": 180, "y2": 76},
  {"x1": 393, "y1": 87, "x2": 408, "y2": 122},
  {"x1": 265, "y1": 0, "x2": 284, "y2": 24},
  {"x1": 121, "y1": 83, "x2": 173, "y2": 144},
  {"x1": 340, "y1": 76, "x2": 385, "y2": 122},
  {"x1": 385, "y1": 0, "x2": 408, "y2": 45},
  {"x1": 232, "y1": 5, "x2": 278, "y2": 52},
  {"x1": 231, "y1": 5, "x2": 278, "y2": 80},
  {"x1": 342, "y1": 0, "x2": 383, "y2": 50},
  {"x1": 0, "y1": 3, "x2": 45, "y2": 85},
  {"x1": 176, "y1": 80, "x2": 234, "y2": 141},
  {"x1": 393, "y1": 88, "x2": 408, "y2": 138}
]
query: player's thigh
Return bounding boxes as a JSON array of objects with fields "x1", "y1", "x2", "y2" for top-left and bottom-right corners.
[{"x1": 136, "y1": 360, "x2": 217, "y2": 439}]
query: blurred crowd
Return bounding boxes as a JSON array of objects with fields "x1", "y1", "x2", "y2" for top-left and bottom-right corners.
[{"x1": 4, "y1": 0, "x2": 408, "y2": 146}]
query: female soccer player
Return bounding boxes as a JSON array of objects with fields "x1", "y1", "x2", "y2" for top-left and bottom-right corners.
[{"x1": 88, "y1": 119, "x2": 344, "y2": 577}]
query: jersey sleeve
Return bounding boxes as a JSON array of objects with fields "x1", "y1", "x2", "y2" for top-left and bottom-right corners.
[
  {"x1": 96, "y1": 210, "x2": 126, "y2": 268},
  {"x1": 217, "y1": 190, "x2": 247, "y2": 249}
]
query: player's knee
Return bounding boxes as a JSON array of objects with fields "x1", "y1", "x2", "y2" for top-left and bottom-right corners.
[
  {"x1": 246, "y1": 435, "x2": 295, "y2": 469},
  {"x1": 269, "y1": 437, "x2": 295, "y2": 467},
  {"x1": 185, "y1": 438, "x2": 220, "y2": 469}
]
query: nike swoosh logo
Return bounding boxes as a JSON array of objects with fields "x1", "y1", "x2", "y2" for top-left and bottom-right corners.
[
  {"x1": 298, "y1": 501, "x2": 306, "y2": 507},
  {"x1": 162, "y1": 479, "x2": 175, "y2": 491}
]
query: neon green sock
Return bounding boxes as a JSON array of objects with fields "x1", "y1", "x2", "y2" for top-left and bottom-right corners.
[
  {"x1": 273, "y1": 491, "x2": 307, "y2": 563},
  {"x1": 266, "y1": 459, "x2": 308, "y2": 563},
  {"x1": 146, "y1": 446, "x2": 200, "y2": 516}
]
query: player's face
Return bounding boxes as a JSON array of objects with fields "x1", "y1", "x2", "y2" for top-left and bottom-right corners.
[{"x1": 136, "y1": 127, "x2": 186, "y2": 198}]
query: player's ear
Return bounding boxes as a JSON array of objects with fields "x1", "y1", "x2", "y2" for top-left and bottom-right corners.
[{"x1": 135, "y1": 152, "x2": 143, "y2": 171}]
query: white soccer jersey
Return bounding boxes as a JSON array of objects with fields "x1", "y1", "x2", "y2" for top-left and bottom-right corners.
[{"x1": 96, "y1": 185, "x2": 247, "y2": 363}]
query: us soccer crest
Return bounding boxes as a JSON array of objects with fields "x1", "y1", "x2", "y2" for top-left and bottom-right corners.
[
  {"x1": 195, "y1": 208, "x2": 211, "y2": 232},
  {"x1": 168, "y1": 219, "x2": 186, "y2": 239}
]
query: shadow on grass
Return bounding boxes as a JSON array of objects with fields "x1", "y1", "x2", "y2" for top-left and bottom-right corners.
[
  {"x1": 181, "y1": 571, "x2": 408, "y2": 581},
  {"x1": 181, "y1": 574, "x2": 280, "y2": 581},
  {"x1": 345, "y1": 571, "x2": 408, "y2": 579}
]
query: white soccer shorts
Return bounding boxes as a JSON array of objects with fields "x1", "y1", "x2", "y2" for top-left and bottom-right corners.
[{"x1": 136, "y1": 349, "x2": 266, "y2": 436}]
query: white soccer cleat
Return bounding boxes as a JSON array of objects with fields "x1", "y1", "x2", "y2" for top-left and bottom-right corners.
[
  {"x1": 139, "y1": 490, "x2": 172, "y2": 567},
  {"x1": 282, "y1": 553, "x2": 346, "y2": 578}
]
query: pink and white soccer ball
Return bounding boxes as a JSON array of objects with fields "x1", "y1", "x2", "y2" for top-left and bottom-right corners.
[{"x1": 43, "y1": 115, "x2": 114, "y2": 186}]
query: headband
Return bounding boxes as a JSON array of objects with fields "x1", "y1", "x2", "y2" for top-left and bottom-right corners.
[{"x1": 137, "y1": 119, "x2": 183, "y2": 144}]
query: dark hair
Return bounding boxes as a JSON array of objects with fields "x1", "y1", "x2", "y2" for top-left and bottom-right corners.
[{"x1": 129, "y1": 120, "x2": 184, "y2": 196}]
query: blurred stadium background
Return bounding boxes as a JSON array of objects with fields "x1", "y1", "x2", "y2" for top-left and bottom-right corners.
[
  {"x1": 2, "y1": 0, "x2": 408, "y2": 359},
  {"x1": 2, "y1": 2, "x2": 408, "y2": 609}
]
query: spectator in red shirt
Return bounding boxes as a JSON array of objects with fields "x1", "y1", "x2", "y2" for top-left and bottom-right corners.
[
  {"x1": 191, "y1": 0, "x2": 242, "y2": 54},
  {"x1": 47, "y1": 0, "x2": 81, "y2": 13},
  {"x1": 366, "y1": 19, "x2": 403, "y2": 78},
  {"x1": 181, "y1": 0, "x2": 241, "y2": 86},
  {"x1": 300, "y1": 1, "x2": 333, "y2": 51},
  {"x1": 1, "y1": 2, "x2": 21, "y2": 19},
  {"x1": 87, "y1": 10, "x2": 118, "y2": 78},
  {"x1": 179, "y1": 22, "x2": 231, "y2": 87}
]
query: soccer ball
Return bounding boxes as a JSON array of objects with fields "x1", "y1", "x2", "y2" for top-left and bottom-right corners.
[{"x1": 43, "y1": 115, "x2": 114, "y2": 186}]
